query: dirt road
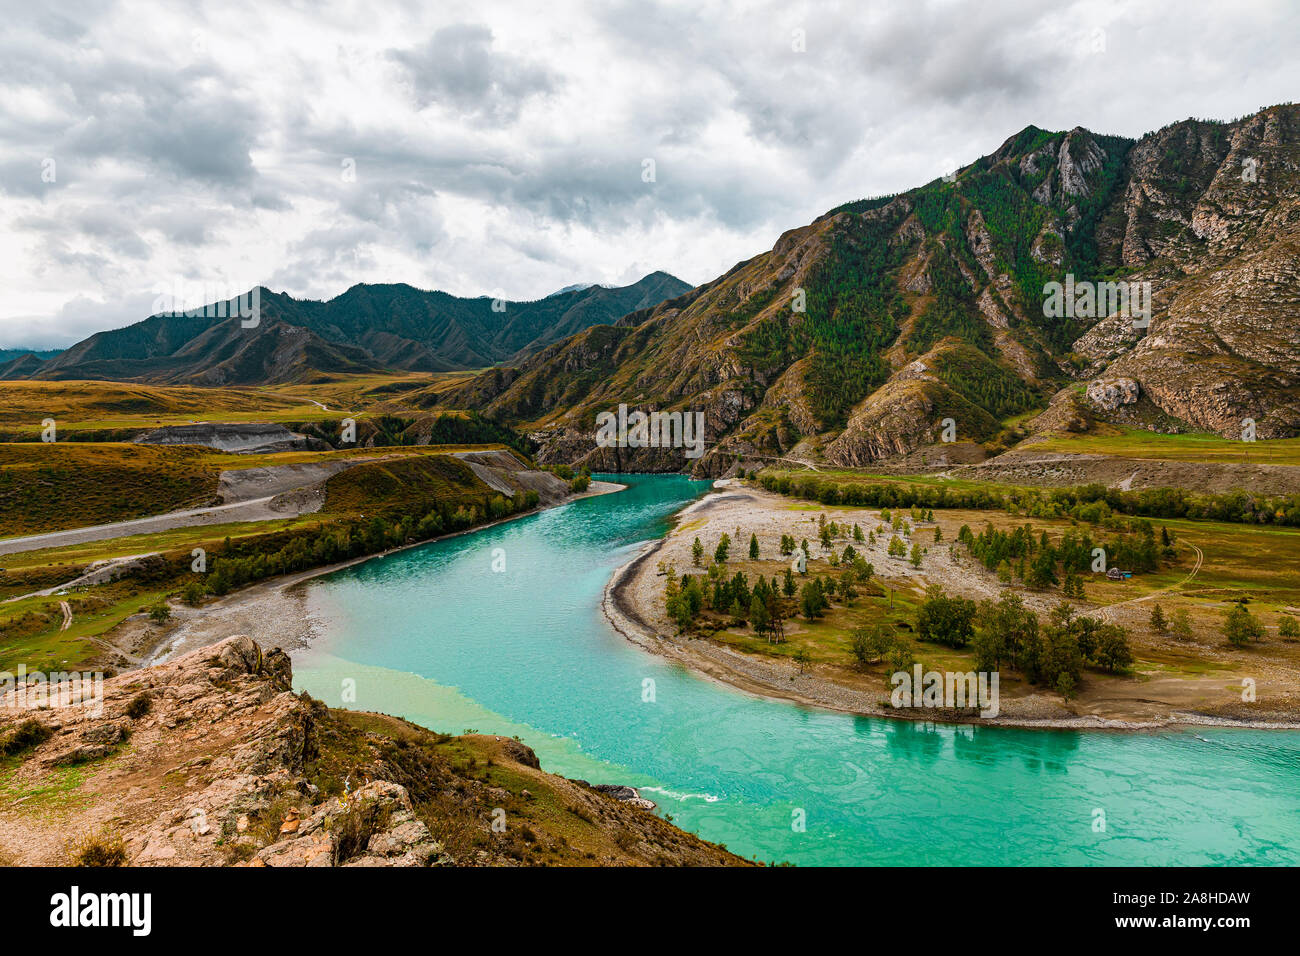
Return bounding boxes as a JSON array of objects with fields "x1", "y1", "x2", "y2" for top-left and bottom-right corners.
[
  {"x1": 1098, "y1": 543, "x2": 1205, "y2": 620},
  {"x1": 0, "y1": 496, "x2": 288, "y2": 556}
]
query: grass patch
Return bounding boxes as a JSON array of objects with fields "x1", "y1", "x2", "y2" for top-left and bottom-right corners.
[{"x1": 1029, "y1": 428, "x2": 1300, "y2": 465}]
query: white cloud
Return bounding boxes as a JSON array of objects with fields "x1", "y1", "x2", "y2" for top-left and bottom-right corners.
[{"x1": 0, "y1": 0, "x2": 1297, "y2": 349}]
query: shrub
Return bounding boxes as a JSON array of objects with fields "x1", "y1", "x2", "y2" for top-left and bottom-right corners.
[
  {"x1": 125, "y1": 692, "x2": 152, "y2": 720},
  {"x1": 67, "y1": 830, "x2": 128, "y2": 867},
  {"x1": 333, "y1": 800, "x2": 394, "y2": 864},
  {"x1": 0, "y1": 718, "x2": 53, "y2": 756}
]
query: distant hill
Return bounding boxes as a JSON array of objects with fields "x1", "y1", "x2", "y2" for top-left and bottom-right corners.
[
  {"x1": 0, "y1": 348, "x2": 62, "y2": 362},
  {"x1": 6, "y1": 272, "x2": 691, "y2": 386}
]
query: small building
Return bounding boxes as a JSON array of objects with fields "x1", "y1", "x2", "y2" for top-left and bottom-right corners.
[{"x1": 790, "y1": 548, "x2": 807, "y2": 574}]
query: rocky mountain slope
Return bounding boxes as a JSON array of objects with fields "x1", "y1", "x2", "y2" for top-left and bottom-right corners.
[
  {"x1": 4, "y1": 272, "x2": 691, "y2": 385},
  {"x1": 0, "y1": 636, "x2": 747, "y2": 866},
  {"x1": 441, "y1": 104, "x2": 1300, "y2": 475}
]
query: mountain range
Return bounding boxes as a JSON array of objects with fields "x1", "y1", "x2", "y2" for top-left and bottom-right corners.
[
  {"x1": 7, "y1": 105, "x2": 1299, "y2": 477},
  {"x1": 436, "y1": 103, "x2": 1300, "y2": 475},
  {"x1": 1, "y1": 272, "x2": 691, "y2": 385}
]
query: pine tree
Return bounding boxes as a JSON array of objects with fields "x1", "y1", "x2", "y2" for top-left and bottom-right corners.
[
  {"x1": 750, "y1": 594, "x2": 770, "y2": 638},
  {"x1": 692, "y1": 537, "x2": 704, "y2": 567},
  {"x1": 1149, "y1": 603, "x2": 1167, "y2": 633},
  {"x1": 749, "y1": 533, "x2": 759, "y2": 560}
]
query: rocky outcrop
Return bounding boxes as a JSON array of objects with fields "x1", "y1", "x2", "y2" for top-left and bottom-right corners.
[
  {"x1": 452, "y1": 449, "x2": 571, "y2": 504},
  {"x1": 135, "y1": 422, "x2": 309, "y2": 454},
  {"x1": 252, "y1": 781, "x2": 450, "y2": 868},
  {"x1": 0, "y1": 635, "x2": 747, "y2": 867},
  {"x1": 1086, "y1": 377, "x2": 1140, "y2": 412},
  {"x1": 824, "y1": 379, "x2": 944, "y2": 466},
  {"x1": 589, "y1": 784, "x2": 657, "y2": 811}
]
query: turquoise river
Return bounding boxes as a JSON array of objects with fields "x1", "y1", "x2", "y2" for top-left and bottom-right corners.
[{"x1": 292, "y1": 474, "x2": 1300, "y2": 866}]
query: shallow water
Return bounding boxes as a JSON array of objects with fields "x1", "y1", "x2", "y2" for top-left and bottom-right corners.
[{"x1": 292, "y1": 474, "x2": 1300, "y2": 866}]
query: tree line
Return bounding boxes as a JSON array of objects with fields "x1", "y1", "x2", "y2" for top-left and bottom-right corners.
[
  {"x1": 758, "y1": 472, "x2": 1300, "y2": 527},
  {"x1": 203, "y1": 490, "x2": 540, "y2": 596}
]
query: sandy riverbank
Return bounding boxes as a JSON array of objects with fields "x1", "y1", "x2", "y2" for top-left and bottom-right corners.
[
  {"x1": 105, "y1": 479, "x2": 627, "y2": 667},
  {"x1": 601, "y1": 480, "x2": 1300, "y2": 731}
]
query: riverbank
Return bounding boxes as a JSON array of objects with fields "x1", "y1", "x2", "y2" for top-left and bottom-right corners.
[
  {"x1": 109, "y1": 479, "x2": 627, "y2": 666},
  {"x1": 602, "y1": 481, "x2": 1300, "y2": 730},
  {"x1": 155, "y1": 471, "x2": 1300, "y2": 867},
  {"x1": 0, "y1": 632, "x2": 747, "y2": 867}
]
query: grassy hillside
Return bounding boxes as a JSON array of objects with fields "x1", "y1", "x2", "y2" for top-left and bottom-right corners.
[
  {"x1": 0, "y1": 379, "x2": 300, "y2": 420},
  {"x1": 0, "y1": 379, "x2": 335, "y2": 439},
  {"x1": 314, "y1": 715, "x2": 750, "y2": 866},
  {"x1": 321, "y1": 454, "x2": 497, "y2": 517},
  {"x1": 0, "y1": 443, "x2": 220, "y2": 536}
]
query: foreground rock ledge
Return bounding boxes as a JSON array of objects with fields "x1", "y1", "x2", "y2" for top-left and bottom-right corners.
[{"x1": 0, "y1": 636, "x2": 748, "y2": 867}]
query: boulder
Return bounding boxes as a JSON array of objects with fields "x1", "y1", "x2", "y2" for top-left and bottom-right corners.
[{"x1": 1086, "y1": 378, "x2": 1140, "y2": 412}]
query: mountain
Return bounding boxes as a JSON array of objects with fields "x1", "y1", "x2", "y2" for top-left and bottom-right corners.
[
  {"x1": 547, "y1": 282, "x2": 600, "y2": 296},
  {"x1": 0, "y1": 349, "x2": 62, "y2": 380},
  {"x1": 6, "y1": 272, "x2": 691, "y2": 385},
  {"x1": 442, "y1": 104, "x2": 1300, "y2": 475},
  {"x1": 0, "y1": 348, "x2": 61, "y2": 363}
]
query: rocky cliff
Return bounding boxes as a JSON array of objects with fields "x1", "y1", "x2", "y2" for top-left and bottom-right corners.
[{"x1": 0, "y1": 636, "x2": 748, "y2": 867}]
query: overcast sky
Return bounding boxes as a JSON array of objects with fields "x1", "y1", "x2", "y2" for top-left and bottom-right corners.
[{"x1": 1, "y1": 0, "x2": 1297, "y2": 350}]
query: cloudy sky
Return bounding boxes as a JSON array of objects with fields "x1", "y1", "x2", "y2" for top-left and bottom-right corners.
[{"x1": 1, "y1": 0, "x2": 1297, "y2": 350}]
